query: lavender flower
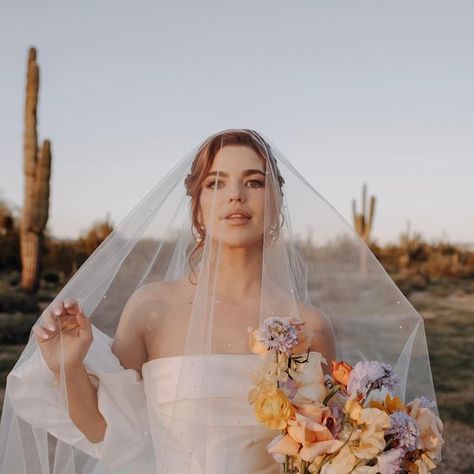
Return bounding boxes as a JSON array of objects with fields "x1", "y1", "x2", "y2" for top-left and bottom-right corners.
[
  {"x1": 387, "y1": 411, "x2": 420, "y2": 452},
  {"x1": 259, "y1": 317, "x2": 299, "y2": 355},
  {"x1": 347, "y1": 360, "x2": 400, "y2": 396},
  {"x1": 374, "y1": 448, "x2": 404, "y2": 474},
  {"x1": 280, "y1": 377, "x2": 298, "y2": 399},
  {"x1": 416, "y1": 395, "x2": 436, "y2": 409},
  {"x1": 327, "y1": 405, "x2": 343, "y2": 438}
]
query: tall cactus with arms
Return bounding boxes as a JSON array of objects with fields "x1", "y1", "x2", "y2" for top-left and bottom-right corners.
[
  {"x1": 20, "y1": 47, "x2": 52, "y2": 293},
  {"x1": 352, "y1": 183, "x2": 376, "y2": 275}
]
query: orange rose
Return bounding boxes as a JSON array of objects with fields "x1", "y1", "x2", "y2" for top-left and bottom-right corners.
[{"x1": 331, "y1": 360, "x2": 352, "y2": 387}]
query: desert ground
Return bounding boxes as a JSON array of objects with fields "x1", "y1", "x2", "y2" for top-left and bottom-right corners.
[{"x1": 0, "y1": 278, "x2": 473, "y2": 473}]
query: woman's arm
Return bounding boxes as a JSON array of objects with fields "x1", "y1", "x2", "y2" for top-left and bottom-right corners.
[
  {"x1": 36, "y1": 291, "x2": 147, "y2": 444},
  {"x1": 297, "y1": 302, "x2": 336, "y2": 376},
  {"x1": 111, "y1": 286, "x2": 149, "y2": 377},
  {"x1": 56, "y1": 364, "x2": 107, "y2": 443}
]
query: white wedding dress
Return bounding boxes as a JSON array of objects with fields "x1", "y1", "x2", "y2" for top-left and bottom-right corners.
[{"x1": 6, "y1": 326, "x2": 279, "y2": 474}]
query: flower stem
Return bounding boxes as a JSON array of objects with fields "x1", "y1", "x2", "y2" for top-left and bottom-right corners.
[{"x1": 322, "y1": 384, "x2": 341, "y2": 405}]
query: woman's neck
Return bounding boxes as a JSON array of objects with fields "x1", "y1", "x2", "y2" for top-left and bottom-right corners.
[{"x1": 207, "y1": 242, "x2": 263, "y2": 301}]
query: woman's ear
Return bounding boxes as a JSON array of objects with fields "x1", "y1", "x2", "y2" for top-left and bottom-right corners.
[{"x1": 197, "y1": 206, "x2": 204, "y2": 229}]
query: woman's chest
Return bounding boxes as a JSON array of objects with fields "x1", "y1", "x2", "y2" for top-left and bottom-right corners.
[{"x1": 144, "y1": 299, "x2": 260, "y2": 359}]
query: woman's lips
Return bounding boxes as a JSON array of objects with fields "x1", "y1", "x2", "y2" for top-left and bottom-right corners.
[{"x1": 224, "y1": 215, "x2": 250, "y2": 225}]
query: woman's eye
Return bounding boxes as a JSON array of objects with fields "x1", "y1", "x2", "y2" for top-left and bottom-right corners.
[
  {"x1": 206, "y1": 180, "x2": 223, "y2": 189},
  {"x1": 246, "y1": 180, "x2": 264, "y2": 188}
]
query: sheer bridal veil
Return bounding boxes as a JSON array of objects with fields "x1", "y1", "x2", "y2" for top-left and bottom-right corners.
[{"x1": 0, "y1": 129, "x2": 438, "y2": 473}]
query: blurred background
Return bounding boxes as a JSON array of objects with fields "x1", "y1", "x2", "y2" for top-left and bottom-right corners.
[{"x1": 0, "y1": 1, "x2": 473, "y2": 472}]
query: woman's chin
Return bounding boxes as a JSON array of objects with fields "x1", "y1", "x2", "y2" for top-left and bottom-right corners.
[{"x1": 212, "y1": 234, "x2": 262, "y2": 250}]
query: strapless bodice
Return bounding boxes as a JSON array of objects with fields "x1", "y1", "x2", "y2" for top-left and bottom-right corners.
[{"x1": 142, "y1": 353, "x2": 279, "y2": 473}]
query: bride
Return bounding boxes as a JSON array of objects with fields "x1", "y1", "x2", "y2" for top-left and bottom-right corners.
[{"x1": 0, "y1": 129, "x2": 438, "y2": 473}]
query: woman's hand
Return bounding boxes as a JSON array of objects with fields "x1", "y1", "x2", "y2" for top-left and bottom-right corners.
[{"x1": 34, "y1": 298, "x2": 93, "y2": 377}]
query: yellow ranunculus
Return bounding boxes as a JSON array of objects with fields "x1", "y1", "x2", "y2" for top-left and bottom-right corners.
[{"x1": 254, "y1": 385, "x2": 294, "y2": 430}]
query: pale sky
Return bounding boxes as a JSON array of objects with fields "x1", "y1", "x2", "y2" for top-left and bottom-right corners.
[{"x1": 1, "y1": 0, "x2": 473, "y2": 245}]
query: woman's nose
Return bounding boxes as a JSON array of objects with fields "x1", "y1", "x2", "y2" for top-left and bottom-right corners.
[{"x1": 228, "y1": 184, "x2": 245, "y2": 203}]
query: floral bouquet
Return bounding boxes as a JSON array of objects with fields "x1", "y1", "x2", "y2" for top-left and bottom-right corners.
[{"x1": 247, "y1": 316, "x2": 444, "y2": 474}]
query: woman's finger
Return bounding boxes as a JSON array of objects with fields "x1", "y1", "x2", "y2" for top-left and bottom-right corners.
[
  {"x1": 51, "y1": 301, "x2": 66, "y2": 317},
  {"x1": 42, "y1": 311, "x2": 58, "y2": 332},
  {"x1": 34, "y1": 324, "x2": 52, "y2": 341},
  {"x1": 64, "y1": 298, "x2": 79, "y2": 314},
  {"x1": 76, "y1": 307, "x2": 91, "y2": 330},
  {"x1": 57, "y1": 314, "x2": 80, "y2": 332}
]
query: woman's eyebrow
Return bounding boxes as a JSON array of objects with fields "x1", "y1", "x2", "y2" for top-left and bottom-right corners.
[
  {"x1": 242, "y1": 169, "x2": 265, "y2": 177},
  {"x1": 205, "y1": 169, "x2": 265, "y2": 178}
]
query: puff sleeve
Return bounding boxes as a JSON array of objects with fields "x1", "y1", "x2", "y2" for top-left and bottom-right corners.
[{"x1": 6, "y1": 325, "x2": 151, "y2": 470}]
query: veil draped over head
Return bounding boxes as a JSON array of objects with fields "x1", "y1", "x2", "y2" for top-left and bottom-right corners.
[{"x1": 0, "y1": 129, "x2": 437, "y2": 473}]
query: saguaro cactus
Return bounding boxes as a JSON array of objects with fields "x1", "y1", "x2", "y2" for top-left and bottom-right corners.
[
  {"x1": 352, "y1": 184, "x2": 376, "y2": 275},
  {"x1": 20, "y1": 47, "x2": 52, "y2": 293},
  {"x1": 352, "y1": 183, "x2": 376, "y2": 244}
]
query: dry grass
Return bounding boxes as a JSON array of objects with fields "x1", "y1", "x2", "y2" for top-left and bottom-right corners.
[{"x1": 411, "y1": 282, "x2": 474, "y2": 473}]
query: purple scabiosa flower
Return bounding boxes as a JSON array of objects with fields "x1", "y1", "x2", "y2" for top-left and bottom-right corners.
[
  {"x1": 280, "y1": 377, "x2": 298, "y2": 399},
  {"x1": 416, "y1": 396, "x2": 436, "y2": 409},
  {"x1": 327, "y1": 405, "x2": 343, "y2": 438},
  {"x1": 387, "y1": 411, "x2": 420, "y2": 452},
  {"x1": 347, "y1": 361, "x2": 400, "y2": 396},
  {"x1": 259, "y1": 317, "x2": 299, "y2": 355},
  {"x1": 374, "y1": 448, "x2": 404, "y2": 474}
]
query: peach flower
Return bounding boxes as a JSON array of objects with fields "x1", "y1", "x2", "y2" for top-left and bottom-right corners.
[
  {"x1": 406, "y1": 398, "x2": 444, "y2": 464},
  {"x1": 294, "y1": 401, "x2": 331, "y2": 427},
  {"x1": 285, "y1": 405, "x2": 343, "y2": 462},
  {"x1": 345, "y1": 399, "x2": 391, "y2": 460},
  {"x1": 411, "y1": 453, "x2": 437, "y2": 474},
  {"x1": 300, "y1": 439, "x2": 343, "y2": 463},
  {"x1": 318, "y1": 445, "x2": 357, "y2": 474},
  {"x1": 267, "y1": 433, "x2": 300, "y2": 463},
  {"x1": 248, "y1": 327, "x2": 268, "y2": 358},
  {"x1": 292, "y1": 352, "x2": 328, "y2": 404}
]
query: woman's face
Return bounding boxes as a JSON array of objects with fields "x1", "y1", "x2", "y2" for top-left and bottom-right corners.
[{"x1": 199, "y1": 145, "x2": 268, "y2": 249}]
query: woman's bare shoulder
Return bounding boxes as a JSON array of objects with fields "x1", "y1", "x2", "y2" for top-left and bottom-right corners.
[
  {"x1": 296, "y1": 301, "x2": 332, "y2": 329},
  {"x1": 113, "y1": 276, "x2": 194, "y2": 368},
  {"x1": 129, "y1": 275, "x2": 194, "y2": 304},
  {"x1": 296, "y1": 301, "x2": 336, "y2": 363}
]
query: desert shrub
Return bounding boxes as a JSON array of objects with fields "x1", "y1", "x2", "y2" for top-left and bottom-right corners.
[
  {"x1": 36, "y1": 288, "x2": 56, "y2": 303},
  {"x1": 6, "y1": 270, "x2": 21, "y2": 286},
  {"x1": 41, "y1": 269, "x2": 60, "y2": 284},
  {"x1": 0, "y1": 288, "x2": 38, "y2": 313},
  {"x1": 0, "y1": 313, "x2": 36, "y2": 344}
]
